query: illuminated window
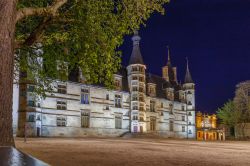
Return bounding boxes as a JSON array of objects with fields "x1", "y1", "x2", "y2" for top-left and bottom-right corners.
[{"x1": 81, "y1": 88, "x2": 90, "y2": 104}]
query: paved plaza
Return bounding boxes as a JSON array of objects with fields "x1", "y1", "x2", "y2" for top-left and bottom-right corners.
[{"x1": 15, "y1": 138, "x2": 250, "y2": 166}]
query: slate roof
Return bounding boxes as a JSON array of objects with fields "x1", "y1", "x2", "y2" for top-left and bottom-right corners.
[
  {"x1": 129, "y1": 32, "x2": 144, "y2": 65},
  {"x1": 184, "y1": 59, "x2": 194, "y2": 84}
]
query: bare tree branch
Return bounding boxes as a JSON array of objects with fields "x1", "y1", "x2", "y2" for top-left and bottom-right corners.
[{"x1": 16, "y1": 0, "x2": 67, "y2": 22}]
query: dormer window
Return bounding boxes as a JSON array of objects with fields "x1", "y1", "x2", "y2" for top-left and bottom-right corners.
[
  {"x1": 148, "y1": 84, "x2": 156, "y2": 97},
  {"x1": 114, "y1": 75, "x2": 122, "y2": 91},
  {"x1": 57, "y1": 60, "x2": 68, "y2": 81},
  {"x1": 166, "y1": 88, "x2": 174, "y2": 101}
]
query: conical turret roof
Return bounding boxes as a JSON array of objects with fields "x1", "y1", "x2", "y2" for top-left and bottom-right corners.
[
  {"x1": 184, "y1": 58, "x2": 194, "y2": 84},
  {"x1": 129, "y1": 31, "x2": 144, "y2": 65}
]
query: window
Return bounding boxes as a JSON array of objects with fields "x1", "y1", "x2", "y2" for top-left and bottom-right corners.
[
  {"x1": 150, "y1": 117, "x2": 156, "y2": 131},
  {"x1": 132, "y1": 86, "x2": 138, "y2": 91},
  {"x1": 81, "y1": 111, "x2": 89, "y2": 128},
  {"x1": 57, "y1": 116, "x2": 66, "y2": 126},
  {"x1": 188, "y1": 101, "x2": 192, "y2": 105},
  {"x1": 150, "y1": 100, "x2": 155, "y2": 112},
  {"x1": 139, "y1": 67, "x2": 144, "y2": 72},
  {"x1": 182, "y1": 126, "x2": 185, "y2": 132},
  {"x1": 161, "y1": 102, "x2": 163, "y2": 108},
  {"x1": 106, "y1": 94, "x2": 109, "y2": 100},
  {"x1": 132, "y1": 76, "x2": 138, "y2": 80},
  {"x1": 139, "y1": 95, "x2": 144, "y2": 102},
  {"x1": 161, "y1": 112, "x2": 164, "y2": 116},
  {"x1": 139, "y1": 105, "x2": 144, "y2": 111},
  {"x1": 28, "y1": 100, "x2": 35, "y2": 107},
  {"x1": 58, "y1": 84, "x2": 67, "y2": 94},
  {"x1": 81, "y1": 88, "x2": 90, "y2": 104},
  {"x1": 182, "y1": 116, "x2": 185, "y2": 121},
  {"x1": 170, "y1": 121, "x2": 174, "y2": 131},
  {"x1": 57, "y1": 61, "x2": 68, "y2": 81},
  {"x1": 115, "y1": 115, "x2": 122, "y2": 129},
  {"x1": 132, "y1": 94, "x2": 138, "y2": 101},
  {"x1": 139, "y1": 86, "x2": 144, "y2": 93},
  {"x1": 105, "y1": 105, "x2": 109, "y2": 110},
  {"x1": 132, "y1": 103, "x2": 138, "y2": 110},
  {"x1": 148, "y1": 85, "x2": 156, "y2": 96},
  {"x1": 188, "y1": 112, "x2": 192, "y2": 116},
  {"x1": 169, "y1": 103, "x2": 173, "y2": 114},
  {"x1": 188, "y1": 130, "x2": 192, "y2": 134},
  {"x1": 115, "y1": 94, "x2": 122, "y2": 108},
  {"x1": 133, "y1": 115, "x2": 138, "y2": 120},
  {"x1": 27, "y1": 85, "x2": 35, "y2": 92},
  {"x1": 132, "y1": 66, "x2": 138, "y2": 72},
  {"x1": 28, "y1": 114, "x2": 35, "y2": 122},
  {"x1": 139, "y1": 77, "x2": 144, "y2": 82},
  {"x1": 114, "y1": 79, "x2": 122, "y2": 90},
  {"x1": 182, "y1": 106, "x2": 185, "y2": 111},
  {"x1": 139, "y1": 117, "x2": 144, "y2": 121},
  {"x1": 57, "y1": 101, "x2": 67, "y2": 110},
  {"x1": 188, "y1": 121, "x2": 191, "y2": 125}
]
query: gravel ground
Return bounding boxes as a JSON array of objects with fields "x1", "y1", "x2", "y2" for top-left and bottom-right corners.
[{"x1": 15, "y1": 137, "x2": 250, "y2": 166}]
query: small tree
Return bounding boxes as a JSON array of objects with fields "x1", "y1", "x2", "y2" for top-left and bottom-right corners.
[{"x1": 217, "y1": 100, "x2": 238, "y2": 137}]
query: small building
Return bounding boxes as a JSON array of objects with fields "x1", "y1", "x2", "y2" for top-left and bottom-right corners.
[{"x1": 196, "y1": 112, "x2": 225, "y2": 141}]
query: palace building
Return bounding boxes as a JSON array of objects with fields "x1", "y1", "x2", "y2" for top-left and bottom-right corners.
[
  {"x1": 196, "y1": 112, "x2": 225, "y2": 141},
  {"x1": 16, "y1": 32, "x2": 196, "y2": 138}
]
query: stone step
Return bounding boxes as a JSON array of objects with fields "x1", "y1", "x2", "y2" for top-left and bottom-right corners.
[{"x1": 0, "y1": 147, "x2": 49, "y2": 166}]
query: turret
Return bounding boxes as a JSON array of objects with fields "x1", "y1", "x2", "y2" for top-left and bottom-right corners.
[
  {"x1": 162, "y1": 46, "x2": 177, "y2": 82},
  {"x1": 183, "y1": 58, "x2": 196, "y2": 139},
  {"x1": 127, "y1": 31, "x2": 146, "y2": 133}
]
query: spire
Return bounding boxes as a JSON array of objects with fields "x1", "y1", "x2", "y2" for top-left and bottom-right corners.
[
  {"x1": 184, "y1": 57, "x2": 194, "y2": 84},
  {"x1": 129, "y1": 30, "x2": 144, "y2": 65},
  {"x1": 167, "y1": 46, "x2": 171, "y2": 66}
]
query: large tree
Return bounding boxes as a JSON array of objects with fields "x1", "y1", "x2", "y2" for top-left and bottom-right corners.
[
  {"x1": 233, "y1": 82, "x2": 250, "y2": 139},
  {"x1": 0, "y1": 0, "x2": 168, "y2": 146}
]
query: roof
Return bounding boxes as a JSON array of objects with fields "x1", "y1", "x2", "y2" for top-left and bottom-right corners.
[
  {"x1": 184, "y1": 59, "x2": 194, "y2": 84},
  {"x1": 129, "y1": 32, "x2": 144, "y2": 65}
]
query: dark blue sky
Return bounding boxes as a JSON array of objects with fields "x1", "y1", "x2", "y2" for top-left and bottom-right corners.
[{"x1": 121, "y1": 0, "x2": 250, "y2": 113}]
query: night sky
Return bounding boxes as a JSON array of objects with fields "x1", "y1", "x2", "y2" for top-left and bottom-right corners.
[{"x1": 121, "y1": 0, "x2": 250, "y2": 113}]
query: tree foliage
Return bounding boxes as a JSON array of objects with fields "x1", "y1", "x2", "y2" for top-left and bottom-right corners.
[
  {"x1": 217, "y1": 100, "x2": 238, "y2": 127},
  {"x1": 15, "y1": 0, "x2": 169, "y2": 95}
]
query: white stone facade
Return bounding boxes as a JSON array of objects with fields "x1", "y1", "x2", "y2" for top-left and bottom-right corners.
[{"x1": 16, "y1": 32, "x2": 196, "y2": 139}]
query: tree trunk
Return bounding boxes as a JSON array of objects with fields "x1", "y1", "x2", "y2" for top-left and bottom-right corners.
[{"x1": 0, "y1": 0, "x2": 17, "y2": 146}]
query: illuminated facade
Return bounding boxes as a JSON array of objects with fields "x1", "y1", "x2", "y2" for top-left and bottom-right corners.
[
  {"x1": 196, "y1": 112, "x2": 225, "y2": 141},
  {"x1": 16, "y1": 32, "x2": 196, "y2": 138}
]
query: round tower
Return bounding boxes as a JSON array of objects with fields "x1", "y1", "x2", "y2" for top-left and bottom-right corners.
[
  {"x1": 127, "y1": 31, "x2": 146, "y2": 133},
  {"x1": 183, "y1": 58, "x2": 196, "y2": 138}
]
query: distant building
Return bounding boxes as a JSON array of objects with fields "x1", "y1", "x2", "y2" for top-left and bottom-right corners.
[
  {"x1": 16, "y1": 32, "x2": 196, "y2": 138},
  {"x1": 196, "y1": 112, "x2": 225, "y2": 141}
]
